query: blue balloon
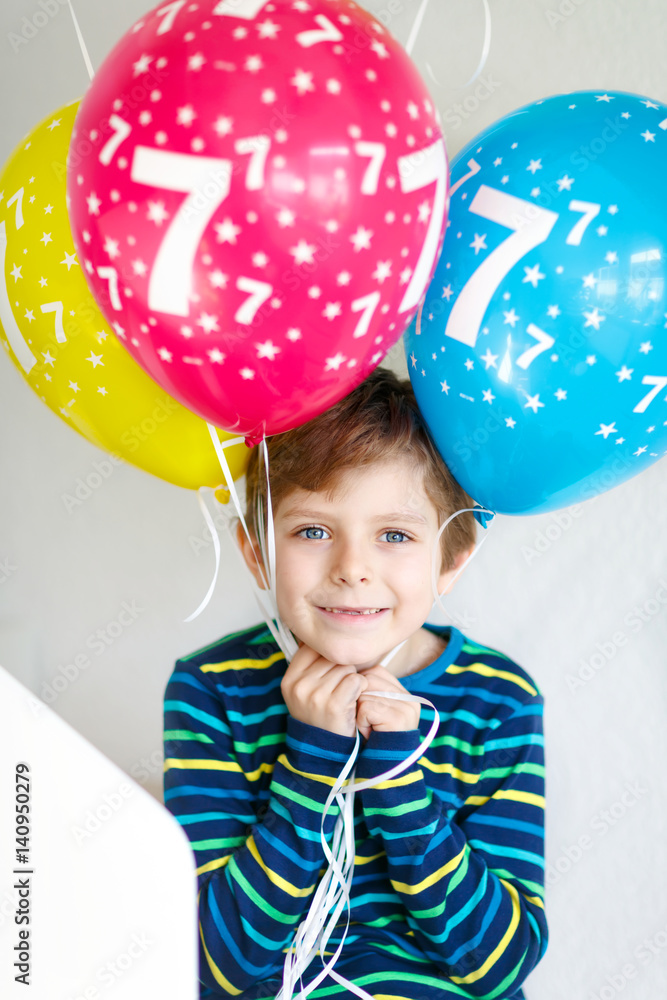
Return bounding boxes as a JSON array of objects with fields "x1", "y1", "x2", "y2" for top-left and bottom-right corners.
[{"x1": 405, "y1": 90, "x2": 667, "y2": 515}]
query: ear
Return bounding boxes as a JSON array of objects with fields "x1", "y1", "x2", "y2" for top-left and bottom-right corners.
[
  {"x1": 435, "y1": 544, "x2": 476, "y2": 598},
  {"x1": 235, "y1": 520, "x2": 268, "y2": 591}
]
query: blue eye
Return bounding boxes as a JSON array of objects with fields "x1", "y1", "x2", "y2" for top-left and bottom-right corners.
[
  {"x1": 384, "y1": 531, "x2": 410, "y2": 543},
  {"x1": 298, "y1": 526, "x2": 329, "y2": 540}
]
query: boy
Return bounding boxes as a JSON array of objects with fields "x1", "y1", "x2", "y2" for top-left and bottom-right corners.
[{"x1": 163, "y1": 367, "x2": 548, "y2": 999}]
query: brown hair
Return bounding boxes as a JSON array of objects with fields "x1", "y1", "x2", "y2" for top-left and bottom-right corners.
[{"x1": 241, "y1": 367, "x2": 477, "y2": 574}]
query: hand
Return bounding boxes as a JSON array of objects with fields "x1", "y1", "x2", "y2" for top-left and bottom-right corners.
[
  {"x1": 355, "y1": 665, "x2": 421, "y2": 741},
  {"x1": 281, "y1": 642, "x2": 369, "y2": 738}
]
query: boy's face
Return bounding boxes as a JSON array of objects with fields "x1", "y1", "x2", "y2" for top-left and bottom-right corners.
[{"x1": 238, "y1": 456, "x2": 470, "y2": 672}]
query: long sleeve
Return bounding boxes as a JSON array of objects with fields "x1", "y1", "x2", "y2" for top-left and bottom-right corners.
[
  {"x1": 354, "y1": 695, "x2": 547, "y2": 998},
  {"x1": 163, "y1": 660, "x2": 357, "y2": 997}
]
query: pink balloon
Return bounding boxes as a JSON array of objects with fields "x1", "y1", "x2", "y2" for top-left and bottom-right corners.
[{"x1": 67, "y1": 0, "x2": 448, "y2": 445}]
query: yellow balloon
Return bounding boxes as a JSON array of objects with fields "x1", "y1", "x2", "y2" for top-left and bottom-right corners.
[{"x1": 0, "y1": 100, "x2": 249, "y2": 491}]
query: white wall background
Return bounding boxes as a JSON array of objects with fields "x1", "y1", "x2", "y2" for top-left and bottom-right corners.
[{"x1": 1, "y1": 1, "x2": 666, "y2": 997}]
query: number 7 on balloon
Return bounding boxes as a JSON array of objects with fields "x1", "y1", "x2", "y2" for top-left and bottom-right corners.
[{"x1": 445, "y1": 187, "x2": 559, "y2": 348}]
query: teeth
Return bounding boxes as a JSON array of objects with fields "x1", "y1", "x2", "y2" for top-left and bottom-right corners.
[{"x1": 324, "y1": 608, "x2": 382, "y2": 615}]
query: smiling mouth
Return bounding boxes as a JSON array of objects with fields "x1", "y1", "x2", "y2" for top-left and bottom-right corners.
[{"x1": 320, "y1": 607, "x2": 386, "y2": 615}]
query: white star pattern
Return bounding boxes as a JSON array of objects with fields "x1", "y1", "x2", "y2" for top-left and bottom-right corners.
[
  {"x1": 215, "y1": 218, "x2": 241, "y2": 244},
  {"x1": 583, "y1": 308, "x2": 605, "y2": 330},
  {"x1": 556, "y1": 174, "x2": 574, "y2": 191},
  {"x1": 524, "y1": 394, "x2": 545, "y2": 413},
  {"x1": 86, "y1": 192, "x2": 101, "y2": 215},
  {"x1": 547, "y1": 304, "x2": 561, "y2": 318},
  {"x1": 290, "y1": 239, "x2": 316, "y2": 265},
  {"x1": 616, "y1": 366, "x2": 633, "y2": 381},
  {"x1": 480, "y1": 348, "x2": 498, "y2": 369},
  {"x1": 257, "y1": 19, "x2": 280, "y2": 40},
  {"x1": 326, "y1": 353, "x2": 347, "y2": 371},
  {"x1": 505, "y1": 417, "x2": 516, "y2": 428},
  {"x1": 197, "y1": 313, "x2": 220, "y2": 334},
  {"x1": 322, "y1": 302, "x2": 342, "y2": 320},
  {"x1": 276, "y1": 207, "x2": 296, "y2": 227},
  {"x1": 372, "y1": 261, "x2": 392, "y2": 283},
  {"x1": 470, "y1": 233, "x2": 488, "y2": 255},
  {"x1": 188, "y1": 53, "x2": 206, "y2": 71},
  {"x1": 256, "y1": 341, "x2": 280, "y2": 360},
  {"x1": 103, "y1": 237, "x2": 120, "y2": 259},
  {"x1": 213, "y1": 117, "x2": 233, "y2": 136},
  {"x1": 350, "y1": 227, "x2": 373, "y2": 252},
  {"x1": 61, "y1": 251, "x2": 78, "y2": 270},
  {"x1": 555, "y1": 389, "x2": 567, "y2": 401},
  {"x1": 177, "y1": 105, "x2": 197, "y2": 126},
  {"x1": 503, "y1": 309, "x2": 520, "y2": 327},
  {"x1": 526, "y1": 159, "x2": 542, "y2": 174},
  {"x1": 523, "y1": 264, "x2": 545, "y2": 288},
  {"x1": 208, "y1": 270, "x2": 228, "y2": 288},
  {"x1": 595, "y1": 422, "x2": 617, "y2": 439},
  {"x1": 291, "y1": 68, "x2": 314, "y2": 94},
  {"x1": 147, "y1": 201, "x2": 169, "y2": 226},
  {"x1": 133, "y1": 53, "x2": 153, "y2": 77},
  {"x1": 639, "y1": 341, "x2": 653, "y2": 354}
]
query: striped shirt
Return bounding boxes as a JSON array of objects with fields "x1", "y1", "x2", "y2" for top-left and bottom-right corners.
[{"x1": 163, "y1": 621, "x2": 548, "y2": 999}]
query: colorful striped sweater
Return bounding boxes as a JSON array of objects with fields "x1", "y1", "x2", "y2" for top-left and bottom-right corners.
[{"x1": 163, "y1": 621, "x2": 548, "y2": 999}]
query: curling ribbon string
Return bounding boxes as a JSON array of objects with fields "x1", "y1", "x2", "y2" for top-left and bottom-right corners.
[
  {"x1": 67, "y1": 1, "x2": 95, "y2": 81},
  {"x1": 183, "y1": 487, "x2": 222, "y2": 623},
  {"x1": 405, "y1": 0, "x2": 493, "y2": 92}
]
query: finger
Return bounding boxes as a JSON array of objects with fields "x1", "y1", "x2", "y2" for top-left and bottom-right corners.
[{"x1": 288, "y1": 644, "x2": 338, "y2": 679}]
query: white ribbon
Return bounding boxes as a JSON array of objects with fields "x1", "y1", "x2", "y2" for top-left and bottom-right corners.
[
  {"x1": 405, "y1": 0, "x2": 493, "y2": 93},
  {"x1": 67, "y1": 0, "x2": 95, "y2": 81}
]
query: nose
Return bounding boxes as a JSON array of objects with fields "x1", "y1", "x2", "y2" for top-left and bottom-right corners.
[{"x1": 329, "y1": 534, "x2": 372, "y2": 585}]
